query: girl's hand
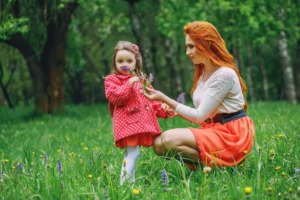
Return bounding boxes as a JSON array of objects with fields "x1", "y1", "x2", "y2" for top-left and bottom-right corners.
[
  {"x1": 162, "y1": 103, "x2": 178, "y2": 118},
  {"x1": 129, "y1": 76, "x2": 140, "y2": 86},
  {"x1": 144, "y1": 87, "x2": 165, "y2": 101}
]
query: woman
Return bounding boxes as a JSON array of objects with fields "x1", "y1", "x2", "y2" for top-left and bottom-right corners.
[{"x1": 144, "y1": 21, "x2": 255, "y2": 169}]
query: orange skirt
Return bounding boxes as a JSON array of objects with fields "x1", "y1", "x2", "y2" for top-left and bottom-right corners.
[
  {"x1": 188, "y1": 116, "x2": 255, "y2": 167},
  {"x1": 115, "y1": 133, "x2": 159, "y2": 149}
]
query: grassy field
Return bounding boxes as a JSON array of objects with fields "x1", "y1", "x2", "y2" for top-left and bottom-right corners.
[{"x1": 0, "y1": 102, "x2": 299, "y2": 199}]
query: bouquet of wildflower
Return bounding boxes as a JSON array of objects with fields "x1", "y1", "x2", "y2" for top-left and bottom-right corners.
[{"x1": 120, "y1": 66, "x2": 154, "y2": 94}]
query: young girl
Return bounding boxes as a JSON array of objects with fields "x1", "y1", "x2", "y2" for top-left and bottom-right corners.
[{"x1": 104, "y1": 41, "x2": 168, "y2": 185}]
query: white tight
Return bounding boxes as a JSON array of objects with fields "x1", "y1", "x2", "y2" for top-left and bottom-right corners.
[{"x1": 120, "y1": 146, "x2": 140, "y2": 185}]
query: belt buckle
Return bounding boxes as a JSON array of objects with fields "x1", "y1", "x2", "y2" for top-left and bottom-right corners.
[{"x1": 205, "y1": 118, "x2": 212, "y2": 123}]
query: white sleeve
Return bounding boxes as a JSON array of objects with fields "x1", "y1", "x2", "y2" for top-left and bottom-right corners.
[{"x1": 175, "y1": 74, "x2": 234, "y2": 124}]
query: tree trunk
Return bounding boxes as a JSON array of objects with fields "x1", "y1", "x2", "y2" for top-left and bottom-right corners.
[
  {"x1": 0, "y1": 64, "x2": 14, "y2": 108},
  {"x1": 258, "y1": 47, "x2": 269, "y2": 100},
  {"x1": 165, "y1": 38, "x2": 176, "y2": 96},
  {"x1": 246, "y1": 42, "x2": 255, "y2": 102},
  {"x1": 277, "y1": 31, "x2": 297, "y2": 104},
  {"x1": 295, "y1": 39, "x2": 300, "y2": 101}
]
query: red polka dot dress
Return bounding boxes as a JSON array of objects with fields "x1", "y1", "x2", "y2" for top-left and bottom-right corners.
[{"x1": 105, "y1": 74, "x2": 167, "y2": 149}]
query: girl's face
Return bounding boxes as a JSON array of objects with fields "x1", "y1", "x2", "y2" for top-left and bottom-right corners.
[
  {"x1": 115, "y1": 50, "x2": 136, "y2": 75},
  {"x1": 185, "y1": 34, "x2": 206, "y2": 65}
]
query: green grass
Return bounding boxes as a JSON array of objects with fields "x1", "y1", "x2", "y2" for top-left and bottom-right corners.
[{"x1": 0, "y1": 102, "x2": 299, "y2": 199}]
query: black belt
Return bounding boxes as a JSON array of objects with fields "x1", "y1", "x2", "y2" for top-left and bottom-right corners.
[{"x1": 205, "y1": 109, "x2": 246, "y2": 124}]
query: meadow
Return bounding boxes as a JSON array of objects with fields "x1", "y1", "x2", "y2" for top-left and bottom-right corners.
[{"x1": 0, "y1": 102, "x2": 299, "y2": 199}]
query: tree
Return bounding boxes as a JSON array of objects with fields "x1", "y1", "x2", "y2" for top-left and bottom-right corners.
[{"x1": 0, "y1": 0, "x2": 79, "y2": 114}]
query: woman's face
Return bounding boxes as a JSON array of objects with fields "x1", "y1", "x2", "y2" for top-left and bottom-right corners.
[
  {"x1": 185, "y1": 34, "x2": 206, "y2": 65},
  {"x1": 115, "y1": 50, "x2": 136, "y2": 75}
]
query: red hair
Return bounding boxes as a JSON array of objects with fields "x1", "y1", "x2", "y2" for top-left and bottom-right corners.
[{"x1": 184, "y1": 21, "x2": 248, "y2": 111}]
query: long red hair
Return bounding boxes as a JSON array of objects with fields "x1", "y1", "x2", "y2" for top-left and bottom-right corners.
[{"x1": 184, "y1": 21, "x2": 248, "y2": 111}]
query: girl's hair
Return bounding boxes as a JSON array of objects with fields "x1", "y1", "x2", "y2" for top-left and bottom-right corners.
[
  {"x1": 184, "y1": 21, "x2": 248, "y2": 111},
  {"x1": 111, "y1": 41, "x2": 143, "y2": 77}
]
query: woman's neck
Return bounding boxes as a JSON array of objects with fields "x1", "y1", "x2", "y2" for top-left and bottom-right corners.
[{"x1": 202, "y1": 63, "x2": 220, "y2": 81}]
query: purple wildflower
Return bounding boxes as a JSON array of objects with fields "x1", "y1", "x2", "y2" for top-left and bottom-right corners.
[
  {"x1": 57, "y1": 160, "x2": 62, "y2": 175},
  {"x1": 0, "y1": 171, "x2": 3, "y2": 182},
  {"x1": 162, "y1": 169, "x2": 168, "y2": 192},
  {"x1": 120, "y1": 66, "x2": 131, "y2": 72},
  {"x1": 89, "y1": 157, "x2": 93, "y2": 167},
  {"x1": 176, "y1": 92, "x2": 185, "y2": 103},
  {"x1": 148, "y1": 73, "x2": 154, "y2": 83},
  {"x1": 43, "y1": 153, "x2": 47, "y2": 165},
  {"x1": 139, "y1": 74, "x2": 145, "y2": 81},
  {"x1": 17, "y1": 163, "x2": 22, "y2": 175}
]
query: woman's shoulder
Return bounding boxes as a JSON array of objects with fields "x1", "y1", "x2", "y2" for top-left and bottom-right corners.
[{"x1": 217, "y1": 66, "x2": 236, "y2": 76}]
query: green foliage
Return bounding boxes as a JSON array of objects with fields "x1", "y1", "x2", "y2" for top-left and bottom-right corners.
[
  {"x1": 0, "y1": 15, "x2": 29, "y2": 40},
  {"x1": 0, "y1": 102, "x2": 299, "y2": 199}
]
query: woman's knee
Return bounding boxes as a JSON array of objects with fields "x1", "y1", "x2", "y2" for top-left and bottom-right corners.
[
  {"x1": 153, "y1": 136, "x2": 163, "y2": 155},
  {"x1": 161, "y1": 130, "x2": 179, "y2": 150}
]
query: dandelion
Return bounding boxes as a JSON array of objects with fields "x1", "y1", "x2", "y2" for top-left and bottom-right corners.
[
  {"x1": 57, "y1": 149, "x2": 61, "y2": 153},
  {"x1": 103, "y1": 163, "x2": 107, "y2": 169},
  {"x1": 84, "y1": 147, "x2": 88, "y2": 151},
  {"x1": 203, "y1": 166, "x2": 212, "y2": 176},
  {"x1": 269, "y1": 149, "x2": 275, "y2": 155},
  {"x1": 32, "y1": 152, "x2": 35, "y2": 155},
  {"x1": 176, "y1": 93, "x2": 185, "y2": 103},
  {"x1": 4, "y1": 159, "x2": 9, "y2": 163},
  {"x1": 288, "y1": 187, "x2": 293, "y2": 193},
  {"x1": 57, "y1": 160, "x2": 62, "y2": 175},
  {"x1": 281, "y1": 172, "x2": 285, "y2": 176},
  {"x1": 88, "y1": 174, "x2": 92, "y2": 179},
  {"x1": 66, "y1": 137, "x2": 70, "y2": 141},
  {"x1": 275, "y1": 166, "x2": 281, "y2": 171},
  {"x1": 162, "y1": 169, "x2": 168, "y2": 192},
  {"x1": 244, "y1": 187, "x2": 252, "y2": 194},
  {"x1": 278, "y1": 133, "x2": 284, "y2": 138},
  {"x1": 132, "y1": 189, "x2": 140, "y2": 195}
]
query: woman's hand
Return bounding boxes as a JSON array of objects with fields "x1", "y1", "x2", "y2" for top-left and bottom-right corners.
[
  {"x1": 129, "y1": 76, "x2": 140, "y2": 86},
  {"x1": 144, "y1": 87, "x2": 165, "y2": 101}
]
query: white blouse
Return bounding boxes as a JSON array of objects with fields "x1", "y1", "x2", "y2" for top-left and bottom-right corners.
[{"x1": 175, "y1": 67, "x2": 245, "y2": 125}]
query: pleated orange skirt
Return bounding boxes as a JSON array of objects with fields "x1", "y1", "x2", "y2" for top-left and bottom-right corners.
[
  {"x1": 115, "y1": 133, "x2": 158, "y2": 149},
  {"x1": 188, "y1": 116, "x2": 255, "y2": 167}
]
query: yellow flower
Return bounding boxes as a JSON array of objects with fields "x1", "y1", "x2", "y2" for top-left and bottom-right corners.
[
  {"x1": 271, "y1": 136, "x2": 274, "y2": 139},
  {"x1": 123, "y1": 160, "x2": 126, "y2": 166},
  {"x1": 288, "y1": 139, "x2": 292, "y2": 142},
  {"x1": 268, "y1": 187, "x2": 273, "y2": 191},
  {"x1": 88, "y1": 174, "x2": 92, "y2": 179},
  {"x1": 84, "y1": 147, "x2": 88, "y2": 151},
  {"x1": 244, "y1": 187, "x2": 252, "y2": 194},
  {"x1": 281, "y1": 172, "x2": 285, "y2": 176},
  {"x1": 132, "y1": 189, "x2": 140, "y2": 195},
  {"x1": 97, "y1": 176, "x2": 101, "y2": 181},
  {"x1": 40, "y1": 154, "x2": 43, "y2": 159},
  {"x1": 275, "y1": 166, "x2": 281, "y2": 171},
  {"x1": 11, "y1": 166, "x2": 15, "y2": 170},
  {"x1": 288, "y1": 187, "x2": 293, "y2": 193},
  {"x1": 66, "y1": 137, "x2": 70, "y2": 141},
  {"x1": 4, "y1": 159, "x2": 9, "y2": 163},
  {"x1": 57, "y1": 149, "x2": 61, "y2": 153},
  {"x1": 278, "y1": 133, "x2": 284, "y2": 138},
  {"x1": 243, "y1": 150, "x2": 248, "y2": 154},
  {"x1": 41, "y1": 121, "x2": 44, "y2": 125},
  {"x1": 32, "y1": 152, "x2": 35, "y2": 155},
  {"x1": 103, "y1": 164, "x2": 107, "y2": 169},
  {"x1": 269, "y1": 149, "x2": 275, "y2": 155}
]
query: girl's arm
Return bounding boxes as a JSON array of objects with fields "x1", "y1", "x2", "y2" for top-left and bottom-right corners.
[{"x1": 104, "y1": 75, "x2": 133, "y2": 106}]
